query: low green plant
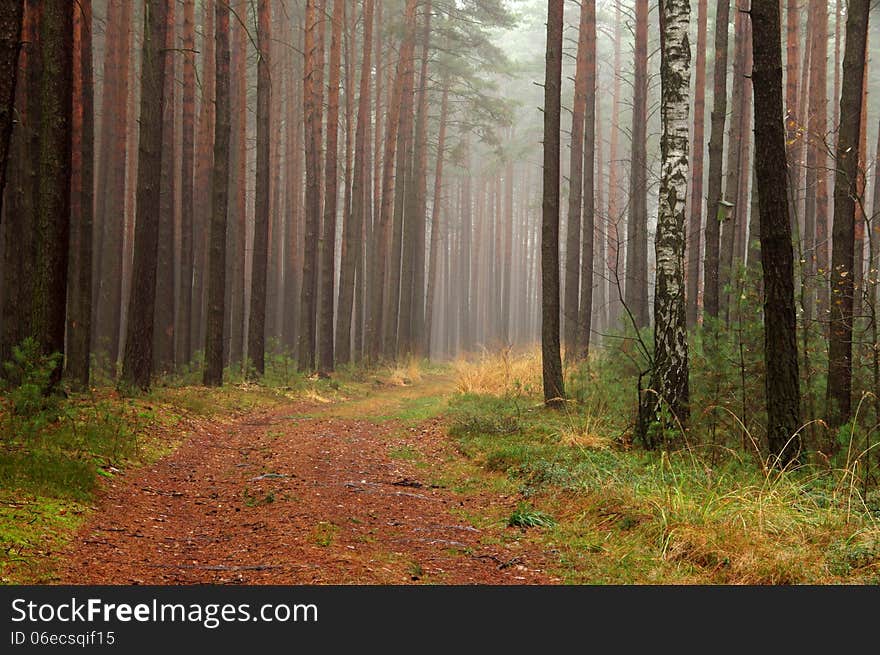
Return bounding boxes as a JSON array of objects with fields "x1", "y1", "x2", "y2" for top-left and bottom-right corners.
[{"x1": 508, "y1": 503, "x2": 556, "y2": 529}]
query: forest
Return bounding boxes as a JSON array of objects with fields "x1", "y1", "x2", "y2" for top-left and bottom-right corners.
[{"x1": 1, "y1": 0, "x2": 880, "y2": 586}]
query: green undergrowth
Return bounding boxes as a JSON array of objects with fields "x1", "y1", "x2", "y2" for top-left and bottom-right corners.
[{"x1": 445, "y1": 391, "x2": 880, "y2": 584}]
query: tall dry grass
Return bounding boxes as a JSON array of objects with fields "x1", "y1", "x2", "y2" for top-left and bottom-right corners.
[{"x1": 453, "y1": 346, "x2": 544, "y2": 396}]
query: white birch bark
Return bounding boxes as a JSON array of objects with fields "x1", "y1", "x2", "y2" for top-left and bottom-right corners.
[{"x1": 639, "y1": 0, "x2": 692, "y2": 446}]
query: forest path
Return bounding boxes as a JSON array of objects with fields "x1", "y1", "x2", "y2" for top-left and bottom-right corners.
[{"x1": 57, "y1": 375, "x2": 559, "y2": 584}]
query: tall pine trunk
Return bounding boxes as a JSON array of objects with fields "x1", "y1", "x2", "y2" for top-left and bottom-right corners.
[
  {"x1": 318, "y1": 0, "x2": 344, "y2": 374},
  {"x1": 541, "y1": 0, "x2": 565, "y2": 407},
  {"x1": 423, "y1": 82, "x2": 448, "y2": 357},
  {"x1": 563, "y1": 0, "x2": 590, "y2": 362},
  {"x1": 121, "y1": 0, "x2": 169, "y2": 391},
  {"x1": 826, "y1": 0, "x2": 870, "y2": 429},
  {"x1": 336, "y1": 0, "x2": 374, "y2": 365},
  {"x1": 0, "y1": 0, "x2": 23, "y2": 221},
  {"x1": 32, "y1": 0, "x2": 73, "y2": 384},
  {"x1": 751, "y1": 0, "x2": 801, "y2": 465},
  {"x1": 686, "y1": 0, "x2": 707, "y2": 326},
  {"x1": 625, "y1": 0, "x2": 649, "y2": 329},
  {"x1": 577, "y1": 0, "x2": 596, "y2": 361},
  {"x1": 66, "y1": 0, "x2": 94, "y2": 389},
  {"x1": 178, "y1": 0, "x2": 195, "y2": 366},
  {"x1": 153, "y1": 0, "x2": 176, "y2": 374},
  {"x1": 202, "y1": 0, "x2": 230, "y2": 387},
  {"x1": 248, "y1": 0, "x2": 271, "y2": 377},
  {"x1": 93, "y1": 0, "x2": 131, "y2": 369},
  {"x1": 298, "y1": 0, "x2": 325, "y2": 372},
  {"x1": 702, "y1": 0, "x2": 730, "y2": 320}
]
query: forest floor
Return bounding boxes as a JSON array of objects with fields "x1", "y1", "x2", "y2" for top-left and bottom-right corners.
[
  {"x1": 9, "y1": 372, "x2": 559, "y2": 584},
  {"x1": 4, "y1": 351, "x2": 880, "y2": 584}
]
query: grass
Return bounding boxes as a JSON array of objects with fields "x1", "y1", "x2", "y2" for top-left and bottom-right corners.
[
  {"x1": 0, "y1": 387, "x2": 184, "y2": 583},
  {"x1": 443, "y1": 349, "x2": 880, "y2": 584}
]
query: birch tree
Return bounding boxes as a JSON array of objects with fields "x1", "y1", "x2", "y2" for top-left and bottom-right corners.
[{"x1": 637, "y1": 0, "x2": 691, "y2": 447}]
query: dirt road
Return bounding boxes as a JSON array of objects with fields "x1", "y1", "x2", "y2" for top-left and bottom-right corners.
[{"x1": 58, "y1": 378, "x2": 558, "y2": 584}]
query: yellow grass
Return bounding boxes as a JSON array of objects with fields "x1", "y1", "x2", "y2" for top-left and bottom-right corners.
[
  {"x1": 453, "y1": 346, "x2": 544, "y2": 396},
  {"x1": 384, "y1": 355, "x2": 424, "y2": 386}
]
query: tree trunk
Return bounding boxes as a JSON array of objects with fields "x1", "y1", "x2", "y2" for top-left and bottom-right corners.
[
  {"x1": 752, "y1": 0, "x2": 802, "y2": 465},
  {"x1": 637, "y1": 0, "x2": 691, "y2": 447},
  {"x1": 0, "y1": 0, "x2": 23, "y2": 222},
  {"x1": 225, "y1": 5, "x2": 247, "y2": 368},
  {"x1": 606, "y1": 1, "x2": 623, "y2": 326},
  {"x1": 153, "y1": 0, "x2": 176, "y2": 374},
  {"x1": 177, "y1": 0, "x2": 195, "y2": 366},
  {"x1": 625, "y1": 0, "x2": 649, "y2": 329},
  {"x1": 317, "y1": 0, "x2": 343, "y2": 374},
  {"x1": 719, "y1": 10, "x2": 749, "y2": 322},
  {"x1": 784, "y1": 0, "x2": 799, "y2": 147},
  {"x1": 407, "y1": 0, "x2": 431, "y2": 358},
  {"x1": 66, "y1": 0, "x2": 94, "y2": 389},
  {"x1": 826, "y1": 0, "x2": 869, "y2": 428},
  {"x1": 423, "y1": 82, "x2": 449, "y2": 357},
  {"x1": 120, "y1": 0, "x2": 169, "y2": 391},
  {"x1": 336, "y1": 0, "x2": 374, "y2": 365},
  {"x1": 808, "y1": 0, "x2": 829, "y2": 323},
  {"x1": 93, "y1": 0, "x2": 131, "y2": 369},
  {"x1": 686, "y1": 0, "x2": 707, "y2": 326},
  {"x1": 247, "y1": 0, "x2": 271, "y2": 377},
  {"x1": 31, "y1": 0, "x2": 73, "y2": 385},
  {"x1": 541, "y1": 0, "x2": 565, "y2": 407},
  {"x1": 702, "y1": 0, "x2": 730, "y2": 320},
  {"x1": 298, "y1": 0, "x2": 325, "y2": 372},
  {"x1": 577, "y1": 0, "x2": 596, "y2": 361},
  {"x1": 191, "y1": 0, "x2": 214, "y2": 356},
  {"x1": 1, "y1": 1, "x2": 38, "y2": 366},
  {"x1": 367, "y1": 0, "x2": 416, "y2": 362},
  {"x1": 202, "y1": 0, "x2": 230, "y2": 387},
  {"x1": 563, "y1": 0, "x2": 590, "y2": 362},
  {"x1": 385, "y1": 19, "x2": 416, "y2": 359}
]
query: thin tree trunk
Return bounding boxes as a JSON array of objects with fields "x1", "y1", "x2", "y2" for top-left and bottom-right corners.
[
  {"x1": 248, "y1": 0, "x2": 271, "y2": 376},
  {"x1": 227, "y1": 5, "x2": 247, "y2": 367},
  {"x1": 0, "y1": 0, "x2": 23, "y2": 222},
  {"x1": 720, "y1": 10, "x2": 748, "y2": 322},
  {"x1": 336, "y1": 0, "x2": 374, "y2": 365},
  {"x1": 66, "y1": 0, "x2": 94, "y2": 389},
  {"x1": 625, "y1": 0, "x2": 649, "y2": 329},
  {"x1": 202, "y1": 0, "x2": 230, "y2": 387},
  {"x1": 826, "y1": 0, "x2": 870, "y2": 429},
  {"x1": 93, "y1": 0, "x2": 131, "y2": 369},
  {"x1": 577, "y1": 0, "x2": 596, "y2": 361},
  {"x1": 563, "y1": 0, "x2": 590, "y2": 362},
  {"x1": 386, "y1": 19, "x2": 416, "y2": 359},
  {"x1": 686, "y1": 0, "x2": 707, "y2": 326},
  {"x1": 317, "y1": 0, "x2": 343, "y2": 374},
  {"x1": 541, "y1": 0, "x2": 565, "y2": 407},
  {"x1": 408, "y1": 0, "x2": 431, "y2": 357},
  {"x1": 298, "y1": 0, "x2": 325, "y2": 372},
  {"x1": 809, "y1": 0, "x2": 829, "y2": 322},
  {"x1": 606, "y1": 1, "x2": 623, "y2": 327},
  {"x1": 423, "y1": 81, "x2": 448, "y2": 357},
  {"x1": 192, "y1": 0, "x2": 214, "y2": 356},
  {"x1": 367, "y1": 0, "x2": 416, "y2": 362},
  {"x1": 752, "y1": 0, "x2": 802, "y2": 465},
  {"x1": 178, "y1": 0, "x2": 195, "y2": 366},
  {"x1": 154, "y1": 0, "x2": 176, "y2": 374},
  {"x1": 702, "y1": 0, "x2": 730, "y2": 320}
]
